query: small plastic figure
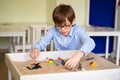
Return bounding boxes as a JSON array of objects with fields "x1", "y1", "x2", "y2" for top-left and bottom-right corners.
[
  {"x1": 61, "y1": 60, "x2": 65, "y2": 65},
  {"x1": 90, "y1": 61, "x2": 96, "y2": 68},
  {"x1": 45, "y1": 57, "x2": 49, "y2": 62},
  {"x1": 48, "y1": 59, "x2": 54, "y2": 64},
  {"x1": 26, "y1": 63, "x2": 42, "y2": 70},
  {"x1": 78, "y1": 63, "x2": 82, "y2": 70},
  {"x1": 54, "y1": 60, "x2": 60, "y2": 66},
  {"x1": 57, "y1": 57, "x2": 63, "y2": 60},
  {"x1": 86, "y1": 57, "x2": 94, "y2": 61}
]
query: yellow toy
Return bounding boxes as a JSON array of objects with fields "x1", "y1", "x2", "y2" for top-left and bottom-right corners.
[
  {"x1": 90, "y1": 61, "x2": 96, "y2": 68},
  {"x1": 48, "y1": 59, "x2": 54, "y2": 64}
]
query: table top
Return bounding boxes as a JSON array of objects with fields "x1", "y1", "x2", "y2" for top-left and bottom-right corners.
[
  {"x1": 0, "y1": 24, "x2": 26, "y2": 37},
  {"x1": 86, "y1": 26, "x2": 114, "y2": 31},
  {"x1": 85, "y1": 26, "x2": 120, "y2": 36},
  {"x1": 5, "y1": 50, "x2": 120, "y2": 80},
  {"x1": 0, "y1": 24, "x2": 25, "y2": 32}
]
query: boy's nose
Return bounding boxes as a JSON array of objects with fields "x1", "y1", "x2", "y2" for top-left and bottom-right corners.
[{"x1": 61, "y1": 27, "x2": 66, "y2": 31}]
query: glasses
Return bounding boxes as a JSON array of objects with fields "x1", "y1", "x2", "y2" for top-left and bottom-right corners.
[{"x1": 56, "y1": 24, "x2": 71, "y2": 30}]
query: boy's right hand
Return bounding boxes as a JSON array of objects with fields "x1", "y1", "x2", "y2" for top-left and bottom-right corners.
[{"x1": 30, "y1": 48, "x2": 40, "y2": 59}]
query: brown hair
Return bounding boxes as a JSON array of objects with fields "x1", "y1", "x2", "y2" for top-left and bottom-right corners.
[{"x1": 52, "y1": 4, "x2": 75, "y2": 25}]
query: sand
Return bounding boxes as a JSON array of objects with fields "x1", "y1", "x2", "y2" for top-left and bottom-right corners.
[{"x1": 14, "y1": 53, "x2": 117, "y2": 75}]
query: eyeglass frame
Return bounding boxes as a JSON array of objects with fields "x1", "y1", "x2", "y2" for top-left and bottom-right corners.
[{"x1": 55, "y1": 24, "x2": 72, "y2": 30}]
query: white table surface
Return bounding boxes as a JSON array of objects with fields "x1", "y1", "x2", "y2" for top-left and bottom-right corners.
[
  {"x1": 0, "y1": 24, "x2": 26, "y2": 52},
  {"x1": 5, "y1": 50, "x2": 120, "y2": 80},
  {"x1": 86, "y1": 26, "x2": 120, "y2": 66}
]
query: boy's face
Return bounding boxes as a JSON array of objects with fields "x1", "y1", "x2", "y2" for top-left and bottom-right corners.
[{"x1": 56, "y1": 19, "x2": 73, "y2": 36}]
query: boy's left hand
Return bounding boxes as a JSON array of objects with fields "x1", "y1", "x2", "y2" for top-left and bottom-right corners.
[{"x1": 64, "y1": 51, "x2": 84, "y2": 70}]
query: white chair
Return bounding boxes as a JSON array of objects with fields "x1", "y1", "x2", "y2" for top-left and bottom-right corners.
[
  {"x1": 10, "y1": 26, "x2": 31, "y2": 53},
  {"x1": 13, "y1": 24, "x2": 55, "y2": 53},
  {"x1": 29, "y1": 25, "x2": 55, "y2": 51}
]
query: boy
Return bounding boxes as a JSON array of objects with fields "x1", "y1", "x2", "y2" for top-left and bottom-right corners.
[{"x1": 30, "y1": 4, "x2": 95, "y2": 70}]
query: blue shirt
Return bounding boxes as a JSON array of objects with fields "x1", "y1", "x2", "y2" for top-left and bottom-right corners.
[{"x1": 32, "y1": 24, "x2": 95, "y2": 55}]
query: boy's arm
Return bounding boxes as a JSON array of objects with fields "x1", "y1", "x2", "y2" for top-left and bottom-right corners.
[
  {"x1": 30, "y1": 27, "x2": 55, "y2": 59},
  {"x1": 31, "y1": 27, "x2": 54, "y2": 51},
  {"x1": 78, "y1": 28, "x2": 95, "y2": 55}
]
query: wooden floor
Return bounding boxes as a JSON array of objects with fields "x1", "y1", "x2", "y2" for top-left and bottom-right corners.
[
  {"x1": 0, "y1": 50, "x2": 8, "y2": 80},
  {"x1": 0, "y1": 49, "x2": 119, "y2": 80}
]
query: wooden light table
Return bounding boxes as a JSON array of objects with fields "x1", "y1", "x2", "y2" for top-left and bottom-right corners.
[
  {"x1": 86, "y1": 26, "x2": 120, "y2": 66},
  {"x1": 5, "y1": 50, "x2": 120, "y2": 80}
]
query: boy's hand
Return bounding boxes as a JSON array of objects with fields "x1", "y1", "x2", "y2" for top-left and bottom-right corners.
[
  {"x1": 64, "y1": 51, "x2": 84, "y2": 70},
  {"x1": 30, "y1": 48, "x2": 40, "y2": 59}
]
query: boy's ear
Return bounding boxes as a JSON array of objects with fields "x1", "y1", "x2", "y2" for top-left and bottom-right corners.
[{"x1": 72, "y1": 19, "x2": 76, "y2": 25}]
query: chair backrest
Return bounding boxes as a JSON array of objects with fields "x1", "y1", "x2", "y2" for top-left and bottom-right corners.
[
  {"x1": 24, "y1": 26, "x2": 31, "y2": 44},
  {"x1": 30, "y1": 25, "x2": 54, "y2": 51},
  {"x1": 30, "y1": 25, "x2": 47, "y2": 44}
]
